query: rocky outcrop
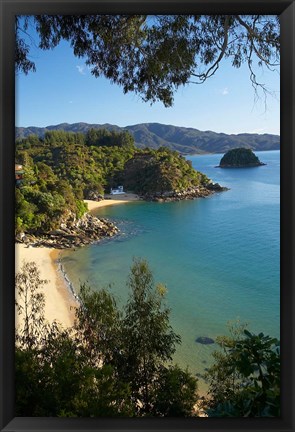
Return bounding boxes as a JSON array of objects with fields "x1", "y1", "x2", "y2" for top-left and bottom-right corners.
[
  {"x1": 84, "y1": 189, "x2": 104, "y2": 201},
  {"x1": 16, "y1": 213, "x2": 119, "y2": 249},
  {"x1": 196, "y1": 336, "x2": 215, "y2": 345},
  {"x1": 205, "y1": 181, "x2": 228, "y2": 192},
  {"x1": 16, "y1": 183, "x2": 228, "y2": 247},
  {"x1": 142, "y1": 183, "x2": 229, "y2": 202}
]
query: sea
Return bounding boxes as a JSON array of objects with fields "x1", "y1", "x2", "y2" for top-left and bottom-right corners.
[{"x1": 61, "y1": 150, "x2": 280, "y2": 392}]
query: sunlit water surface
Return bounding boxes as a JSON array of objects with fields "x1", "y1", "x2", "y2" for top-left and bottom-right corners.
[{"x1": 62, "y1": 151, "x2": 280, "y2": 391}]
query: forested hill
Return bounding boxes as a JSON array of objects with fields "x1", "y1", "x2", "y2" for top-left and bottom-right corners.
[{"x1": 16, "y1": 122, "x2": 280, "y2": 154}]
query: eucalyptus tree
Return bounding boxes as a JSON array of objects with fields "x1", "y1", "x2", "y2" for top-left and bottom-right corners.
[
  {"x1": 120, "y1": 259, "x2": 183, "y2": 414},
  {"x1": 16, "y1": 15, "x2": 279, "y2": 105}
]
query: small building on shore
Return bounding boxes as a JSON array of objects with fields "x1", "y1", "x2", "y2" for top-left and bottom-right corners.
[
  {"x1": 15, "y1": 164, "x2": 24, "y2": 186},
  {"x1": 110, "y1": 185, "x2": 124, "y2": 195}
]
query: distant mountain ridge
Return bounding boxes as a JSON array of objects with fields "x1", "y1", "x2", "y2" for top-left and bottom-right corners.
[{"x1": 16, "y1": 122, "x2": 280, "y2": 154}]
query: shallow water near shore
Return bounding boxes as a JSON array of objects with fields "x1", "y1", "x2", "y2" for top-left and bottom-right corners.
[{"x1": 62, "y1": 150, "x2": 280, "y2": 392}]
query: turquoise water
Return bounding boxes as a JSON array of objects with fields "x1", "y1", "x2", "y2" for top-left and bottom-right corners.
[{"x1": 62, "y1": 150, "x2": 280, "y2": 390}]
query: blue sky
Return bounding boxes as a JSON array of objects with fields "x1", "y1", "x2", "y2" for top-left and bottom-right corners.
[{"x1": 16, "y1": 21, "x2": 280, "y2": 135}]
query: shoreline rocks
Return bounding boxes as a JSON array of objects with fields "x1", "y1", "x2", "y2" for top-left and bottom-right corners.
[
  {"x1": 216, "y1": 162, "x2": 266, "y2": 168},
  {"x1": 196, "y1": 336, "x2": 215, "y2": 345},
  {"x1": 142, "y1": 183, "x2": 229, "y2": 202},
  {"x1": 16, "y1": 212, "x2": 119, "y2": 249},
  {"x1": 16, "y1": 183, "x2": 228, "y2": 248}
]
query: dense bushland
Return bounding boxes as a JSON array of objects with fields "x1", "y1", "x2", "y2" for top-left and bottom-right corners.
[
  {"x1": 15, "y1": 129, "x2": 210, "y2": 234},
  {"x1": 15, "y1": 259, "x2": 280, "y2": 417}
]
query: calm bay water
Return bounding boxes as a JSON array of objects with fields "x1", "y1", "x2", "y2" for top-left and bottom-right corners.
[{"x1": 62, "y1": 150, "x2": 280, "y2": 389}]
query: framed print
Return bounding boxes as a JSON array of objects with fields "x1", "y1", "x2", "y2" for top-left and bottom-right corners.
[{"x1": 1, "y1": 0, "x2": 294, "y2": 431}]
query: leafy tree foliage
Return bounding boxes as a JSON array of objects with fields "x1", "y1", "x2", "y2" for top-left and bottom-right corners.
[
  {"x1": 119, "y1": 259, "x2": 182, "y2": 414},
  {"x1": 15, "y1": 261, "x2": 134, "y2": 417},
  {"x1": 72, "y1": 259, "x2": 196, "y2": 416},
  {"x1": 151, "y1": 365, "x2": 199, "y2": 417},
  {"x1": 15, "y1": 130, "x2": 210, "y2": 235},
  {"x1": 85, "y1": 128, "x2": 135, "y2": 149},
  {"x1": 15, "y1": 261, "x2": 48, "y2": 349},
  {"x1": 74, "y1": 284, "x2": 123, "y2": 367},
  {"x1": 204, "y1": 323, "x2": 280, "y2": 417},
  {"x1": 16, "y1": 129, "x2": 136, "y2": 199},
  {"x1": 16, "y1": 15, "x2": 279, "y2": 106},
  {"x1": 123, "y1": 147, "x2": 209, "y2": 194},
  {"x1": 44, "y1": 130, "x2": 85, "y2": 146},
  {"x1": 16, "y1": 328, "x2": 134, "y2": 417},
  {"x1": 15, "y1": 129, "x2": 132, "y2": 234},
  {"x1": 15, "y1": 261, "x2": 280, "y2": 417},
  {"x1": 15, "y1": 157, "x2": 86, "y2": 233},
  {"x1": 15, "y1": 259, "x2": 199, "y2": 417}
]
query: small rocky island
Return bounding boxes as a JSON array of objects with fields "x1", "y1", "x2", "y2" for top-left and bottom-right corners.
[{"x1": 217, "y1": 148, "x2": 266, "y2": 168}]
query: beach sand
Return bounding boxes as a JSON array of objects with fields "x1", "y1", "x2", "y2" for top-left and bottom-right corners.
[
  {"x1": 15, "y1": 195, "x2": 139, "y2": 329},
  {"x1": 15, "y1": 195, "x2": 208, "y2": 408},
  {"x1": 84, "y1": 193, "x2": 140, "y2": 211},
  {"x1": 15, "y1": 244, "x2": 78, "y2": 329}
]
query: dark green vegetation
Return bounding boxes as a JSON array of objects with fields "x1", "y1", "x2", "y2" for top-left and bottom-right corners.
[
  {"x1": 218, "y1": 148, "x2": 266, "y2": 168},
  {"x1": 16, "y1": 122, "x2": 280, "y2": 154},
  {"x1": 15, "y1": 259, "x2": 198, "y2": 417},
  {"x1": 122, "y1": 150, "x2": 208, "y2": 195},
  {"x1": 204, "y1": 323, "x2": 280, "y2": 417},
  {"x1": 15, "y1": 260, "x2": 280, "y2": 417},
  {"x1": 15, "y1": 129, "x2": 211, "y2": 234},
  {"x1": 16, "y1": 15, "x2": 279, "y2": 106}
]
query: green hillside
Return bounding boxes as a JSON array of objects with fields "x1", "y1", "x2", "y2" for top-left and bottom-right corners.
[
  {"x1": 16, "y1": 122, "x2": 280, "y2": 154},
  {"x1": 15, "y1": 130, "x2": 213, "y2": 235}
]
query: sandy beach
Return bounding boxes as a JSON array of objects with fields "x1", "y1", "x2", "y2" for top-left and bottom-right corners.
[
  {"x1": 84, "y1": 193, "x2": 140, "y2": 211},
  {"x1": 15, "y1": 244, "x2": 78, "y2": 329},
  {"x1": 15, "y1": 195, "x2": 139, "y2": 329},
  {"x1": 15, "y1": 195, "x2": 208, "y2": 406}
]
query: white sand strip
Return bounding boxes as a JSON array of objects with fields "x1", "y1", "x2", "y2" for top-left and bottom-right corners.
[
  {"x1": 15, "y1": 195, "x2": 140, "y2": 330},
  {"x1": 15, "y1": 244, "x2": 78, "y2": 329},
  {"x1": 84, "y1": 193, "x2": 140, "y2": 211}
]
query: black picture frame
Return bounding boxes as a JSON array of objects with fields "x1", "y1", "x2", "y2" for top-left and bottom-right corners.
[{"x1": 0, "y1": 1, "x2": 294, "y2": 431}]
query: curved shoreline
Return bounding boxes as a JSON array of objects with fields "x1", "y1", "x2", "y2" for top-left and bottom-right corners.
[
  {"x1": 15, "y1": 244, "x2": 78, "y2": 329},
  {"x1": 15, "y1": 196, "x2": 138, "y2": 328},
  {"x1": 16, "y1": 195, "x2": 210, "y2": 403},
  {"x1": 15, "y1": 187, "x2": 226, "y2": 329},
  {"x1": 85, "y1": 193, "x2": 141, "y2": 211},
  {"x1": 56, "y1": 253, "x2": 81, "y2": 306}
]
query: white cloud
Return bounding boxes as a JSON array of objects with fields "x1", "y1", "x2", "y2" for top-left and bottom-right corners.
[
  {"x1": 76, "y1": 65, "x2": 86, "y2": 75},
  {"x1": 221, "y1": 87, "x2": 229, "y2": 96}
]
